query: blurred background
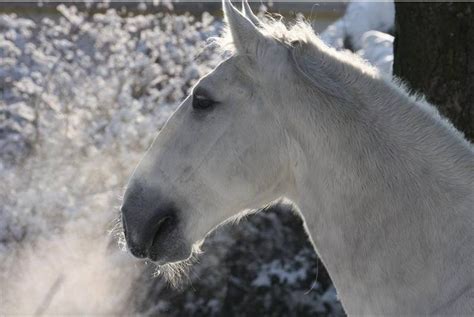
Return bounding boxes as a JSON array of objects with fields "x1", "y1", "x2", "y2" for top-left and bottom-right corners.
[{"x1": 0, "y1": 1, "x2": 399, "y2": 316}]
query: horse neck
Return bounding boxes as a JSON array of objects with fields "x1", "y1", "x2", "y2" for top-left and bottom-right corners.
[{"x1": 282, "y1": 71, "x2": 474, "y2": 315}]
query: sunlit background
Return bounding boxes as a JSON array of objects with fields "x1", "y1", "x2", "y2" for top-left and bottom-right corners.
[{"x1": 0, "y1": 1, "x2": 395, "y2": 315}]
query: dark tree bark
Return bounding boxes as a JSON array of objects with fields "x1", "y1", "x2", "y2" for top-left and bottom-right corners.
[{"x1": 394, "y1": 2, "x2": 474, "y2": 141}]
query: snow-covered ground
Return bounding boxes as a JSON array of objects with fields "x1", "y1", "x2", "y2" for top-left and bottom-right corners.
[
  {"x1": 0, "y1": 2, "x2": 394, "y2": 315},
  {"x1": 320, "y1": 0, "x2": 394, "y2": 73}
]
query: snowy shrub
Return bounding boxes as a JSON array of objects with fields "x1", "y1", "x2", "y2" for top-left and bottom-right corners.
[
  {"x1": 0, "y1": 5, "x2": 221, "y2": 243},
  {"x1": 0, "y1": 6, "x2": 222, "y2": 314}
]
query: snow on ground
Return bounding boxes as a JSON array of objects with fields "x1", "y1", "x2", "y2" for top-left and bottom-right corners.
[
  {"x1": 321, "y1": 0, "x2": 394, "y2": 73},
  {"x1": 357, "y1": 30, "x2": 394, "y2": 74},
  {"x1": 0, "y1": 1, "x2": 394, "y2": 315}
]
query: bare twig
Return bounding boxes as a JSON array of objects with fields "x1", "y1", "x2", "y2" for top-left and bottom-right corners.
[{"x1": 34, "y1": 274, "x2": 64, "y2": 316}]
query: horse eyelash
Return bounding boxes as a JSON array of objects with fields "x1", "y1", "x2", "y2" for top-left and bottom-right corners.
[{"x1": 192, "y1": 93, "x2": 217, "y2": 110}]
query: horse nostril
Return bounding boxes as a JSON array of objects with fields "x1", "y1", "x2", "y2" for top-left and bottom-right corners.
[
  {"x1": 152, "y1": 216, "x2": 172, "y2": 245},
  {"x1": 121, "y1": 192, "x2": 180, "y2": 261}
]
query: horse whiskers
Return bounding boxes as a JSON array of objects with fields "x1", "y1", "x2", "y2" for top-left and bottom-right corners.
[
  {"x1": 154, "y1": 246, "x2": 201, "y2": 290},
  {"x1": 108, "y1": 215, "x2": 127, "y2": 251}
]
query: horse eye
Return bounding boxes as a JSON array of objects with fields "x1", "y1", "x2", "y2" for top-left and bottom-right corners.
[{"x1": 192, "y1": 94, "x2": 216, "y2": 110}]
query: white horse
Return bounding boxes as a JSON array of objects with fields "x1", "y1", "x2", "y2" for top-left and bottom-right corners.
[{"x1": 121, "y1": 1, "x2": 474, "y2": 315}]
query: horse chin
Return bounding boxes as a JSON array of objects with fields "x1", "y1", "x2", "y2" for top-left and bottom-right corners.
[
  {"x1": 152, "y1": 242, "x2": 202, "y2": 289},
  {"x1": 144, "y1": 219, "x2": 192, "y2": 263},
  {"x1": 148, "y1": 236, "x2": 192, "y2": 265},
  {"x1": 148, "y1": 245, "x2": 191, "y2": 265}
]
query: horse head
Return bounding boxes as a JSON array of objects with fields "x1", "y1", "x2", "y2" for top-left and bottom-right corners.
[{"x1": 121, "y1": 0, "x2": 295, "y2": 265}]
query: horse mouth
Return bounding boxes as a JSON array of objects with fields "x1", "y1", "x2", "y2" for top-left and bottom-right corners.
[{"x1": 146, "y1": 217, "x2": 190, "y2": 264}]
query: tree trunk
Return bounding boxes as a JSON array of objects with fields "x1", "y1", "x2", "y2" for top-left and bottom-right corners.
[{"x1": 393, "y1": 2, "x2": 474, "y2": 141}]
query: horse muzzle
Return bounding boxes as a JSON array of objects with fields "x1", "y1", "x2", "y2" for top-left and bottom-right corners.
[{"x1": 120, "y1": 184, "x2": 190, "y2": 263}]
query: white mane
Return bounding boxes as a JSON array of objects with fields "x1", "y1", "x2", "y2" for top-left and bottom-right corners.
[{"x1": 216, "y1": 12, "x2": 471, "y2": 150}]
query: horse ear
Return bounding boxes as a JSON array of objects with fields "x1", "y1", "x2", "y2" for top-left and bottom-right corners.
[
  {"x1": 242, "y1": 0, "x2": 261, "y2": 27},
  {"x1": 222, "y1": 0, "x2": 264, "y2": 55}
]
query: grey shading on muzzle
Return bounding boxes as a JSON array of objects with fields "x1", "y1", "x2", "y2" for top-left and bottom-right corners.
[{"x1": 121, "y1": 181, "x2": 185, "y2": 262}]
